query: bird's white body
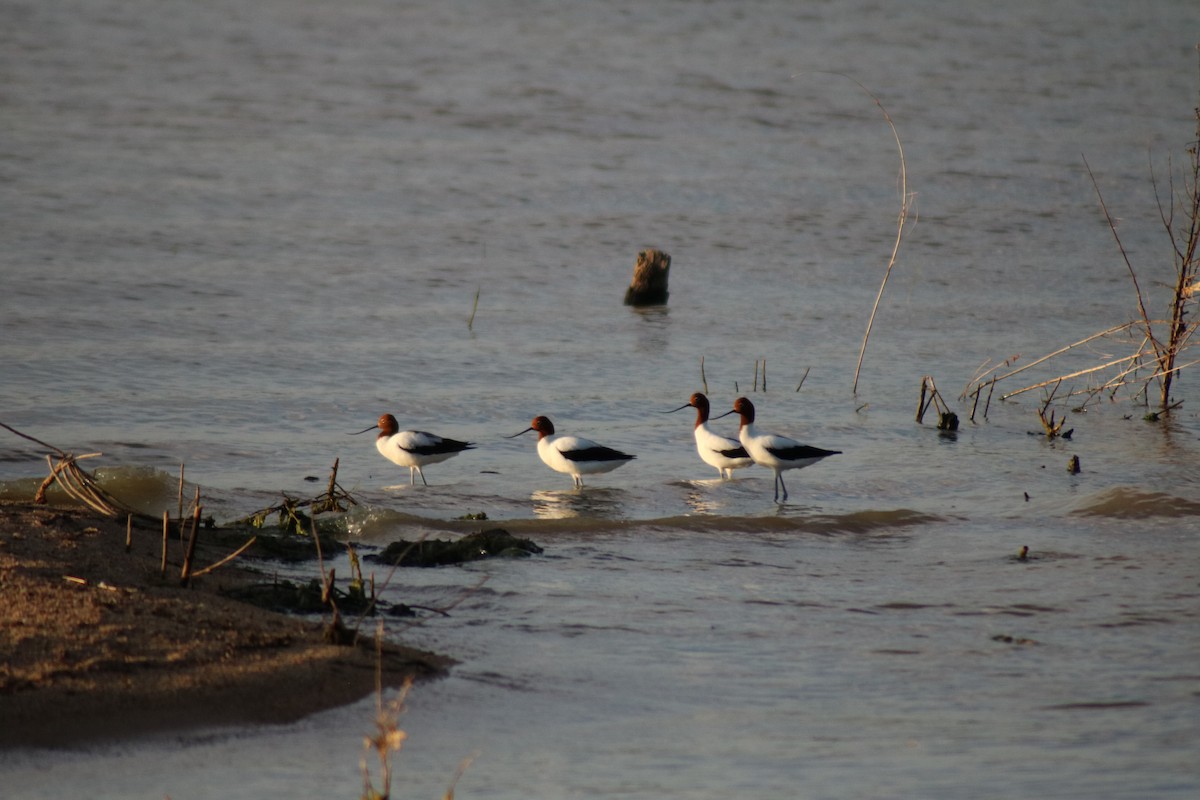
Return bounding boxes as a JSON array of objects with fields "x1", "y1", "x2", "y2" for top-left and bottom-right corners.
[
  {"x1": 737, "y1": 422, "x2": 833, "y2": 473},
  {"x1": 722, "y1": 398, "x2": 840, "y2": 502},
  {"x1": 356, "y1": 414, "x2": 474, "y2": 486},
  {"x1": 694, "y1": 422, "x2": 753, "y2": 479},
  {"x1": 512, "y1": 416, "x2": 635, "y2": 488},
  {"x1": 376, "y1": 430, "x2": 466, "y2": 484},
  {"x1": 667, "y1": 392, "x2": 752, "y2": 479},
  {"x1": 537, "y1": 433, "x2": 632, "y2": 487}
]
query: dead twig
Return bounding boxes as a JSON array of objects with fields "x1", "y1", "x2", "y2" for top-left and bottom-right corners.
[
  {"x1": 916, "y1": 375, "x2": 958, "y2": 430},
  {"x1": 190, "y1": 536, "x2": 258, "y2": 579},
  {"x1": 819, "y1": 75, "x2": 915, "y2": 396}
]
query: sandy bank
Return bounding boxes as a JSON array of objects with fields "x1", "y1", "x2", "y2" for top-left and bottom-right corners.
[{"x1": 0, "y1": 501, "x2": 451, "y2": 749}]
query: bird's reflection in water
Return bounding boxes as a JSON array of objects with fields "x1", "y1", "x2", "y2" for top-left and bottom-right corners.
[
  {"x1": 531, "y1": 488, "x2": 628, "y2": 519},
  {"x1": 679, "y1": 478, "x2": 744, "y2": 515}
]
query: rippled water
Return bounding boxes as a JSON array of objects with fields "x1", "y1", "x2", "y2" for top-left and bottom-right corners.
[{"x1": 2, "y1": 0, "x2": 1199, "y2": 797}]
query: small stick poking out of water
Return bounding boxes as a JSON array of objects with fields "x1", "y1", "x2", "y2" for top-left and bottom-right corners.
[{"x1": 468, "y1": 285, "x2": 480, "y2": 331}]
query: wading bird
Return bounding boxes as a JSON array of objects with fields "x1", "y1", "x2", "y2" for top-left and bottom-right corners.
[
  {"x1": 715, "y1": 397, "x2": 840, "y2": 501},
  {"x1": 508, "y1": 415, "x2": 634, "y2": 489},
  {"x1": 664, "y1": 392, "x2": 753, "y2": 479},
  {"x1": 350, "y1": 413, "x2": 475, "y2": 486}
]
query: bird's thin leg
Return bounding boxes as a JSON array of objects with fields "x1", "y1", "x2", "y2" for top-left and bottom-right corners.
[
  {"x1": 417, "y1": 467, "x2": 428, "y2": 487},
  {"x1": 409, "y1": 467, "x2": 416, "y2": 486},
  {"x1": 777, "y1": 472, "x2": 789, "y2": 502}
]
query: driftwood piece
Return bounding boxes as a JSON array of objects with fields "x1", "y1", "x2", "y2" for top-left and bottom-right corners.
[{"x1": 624, "y1": 249, "x2": 671, "y2": 306}]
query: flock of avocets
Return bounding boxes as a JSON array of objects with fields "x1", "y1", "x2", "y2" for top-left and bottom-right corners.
[{"x1": 350, "y1": 393, "x2": 840, "y2": 502}]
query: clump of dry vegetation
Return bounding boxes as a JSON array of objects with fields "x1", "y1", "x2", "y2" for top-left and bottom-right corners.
[
  {"x1": 233, "y1": 457, "x2": 359, "y2": 535},
  {"x1": 965, "y1": 93, "x2": 1200, "y2": 418}
]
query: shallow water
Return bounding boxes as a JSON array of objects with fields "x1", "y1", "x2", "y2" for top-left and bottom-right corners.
[{"x1": 2, "y1": 0, "x2": 1199, "y2": 797}]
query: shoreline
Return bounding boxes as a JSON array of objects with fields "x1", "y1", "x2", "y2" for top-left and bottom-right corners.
[{"x1": 0, "y1": 500, "x2": 452, "y2": 750}]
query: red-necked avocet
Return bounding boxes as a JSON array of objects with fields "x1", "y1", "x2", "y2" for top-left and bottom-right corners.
[
  {"x1": 714, "y1": 397, "x2": 840, "y2": 502},
  {"x1": 664, "y1": 392, "x2": 753, "y2": 479},
  {"x1": 350, "y1": 413, "x2": 475, "y2": 486},
  {"x1": 507, "y1": 415, "x2": 635, "y2": 489}
]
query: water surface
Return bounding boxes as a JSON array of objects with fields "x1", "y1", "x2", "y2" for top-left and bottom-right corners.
[{"x1": 1, "y1": 0, "x2": 1198, "y2": 797}]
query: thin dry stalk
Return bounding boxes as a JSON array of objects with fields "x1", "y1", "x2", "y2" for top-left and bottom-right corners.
[
  {"x1": 1000, "y1": 352, "x2": 1147, "y2": 400},
  {"x1": 190, "y1": 535, "x2": 258, "y2": 579},
  {"x1": 1037, "y1": 386, "x2": 1072, "y2": 439},
  {"x1": 39, "y1": 453, "x2": 125, "y2": 516},
  {"x1": 443, "y1": 752, "x2": 479, "y2": 800},
  {"x1": 182, "y1": 485, "x2": 200, "y2": 543},
  {"x1": 965, "y1": 323, "x2": 1136, "y2": 399},
  {"x1": 236, "y1": 458, "x2": 358, "y2": 532},
  {"x1": 916, "y1": 375, "x2": 958, "y2": 429},
  {"x1": 177, "y1": 463, "x2": 185, "y2": 525},
  {"x1": 963, "y1": 76, "x2": 1199, "y2": 415},
  {"x1": 179, "y1": 504, "x2": 202, "y2": 586},
  {"x1": 831, "y1": 75, "x2": 914, "y2": 395},
  {"x1": 467, "y1": 285, "x2": 481, "y2": 331},
  {"x1": 361, "y1": 629, "x2": 412, "y2": 800},
  {"x1": 160, "y1": 511, "x2": 169, "y2": 578}
]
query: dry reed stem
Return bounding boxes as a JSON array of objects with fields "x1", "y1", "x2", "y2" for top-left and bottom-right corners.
[
  {"x1": 160, "y1": 511, "x2": 169, "y2": 578},
  {"x1": 467, "y1": 285, "x2": 481, "y2": 331},
  {"x1": 179, "y1": 504, "x2": 202, "y2": 585},
  {"x1": 827, "y1": 75, "x2": 914, "y2": 396},
  {"x1": 795, "y1": 366, "x2": 811, "y2": 393},
  {"x1": 190, "y1": 535, "x2": 258, "y2": 579},
  {"x1": 916, "y1": 375, "x2": 957, "y2": 428},
  {"x1": 1000, "y1": 352, "x2": 1148, "y2": 400},
  {"x1": 360, "y1": 627, "x2": 411, "y2": 800},
  {"x1": 443, "y1": 752, "x2": 479, "y2": 800},
  {"x1": 963, "y1": 75, "x2": 1199, "y2": 415},
  {"x1": 39, "y1": 453, "x2": 127, "y2": 516},
  {"x1": 964, "y1": 322, "x2": 1137, "y2": 398},
  {"x1": 1085, "y1": 155, "x2": 1161, "y2": 360}
]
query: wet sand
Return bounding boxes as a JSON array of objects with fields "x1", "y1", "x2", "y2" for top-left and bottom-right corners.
[{"x1": 0, "y1": 501, "x2": 451, "y2": 749}]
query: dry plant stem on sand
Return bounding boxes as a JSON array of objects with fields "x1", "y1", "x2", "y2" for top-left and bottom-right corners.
[{"x1": 1, "y1": 420, "x2": 154, "y2": 520}]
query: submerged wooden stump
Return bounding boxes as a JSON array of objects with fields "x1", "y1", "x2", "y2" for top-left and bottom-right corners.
[{"x1": 623, "y1": 249, "x2": 671, "y2": 306}]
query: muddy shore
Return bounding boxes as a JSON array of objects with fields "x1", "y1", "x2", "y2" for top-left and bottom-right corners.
[{"x1": 0, "y1": 501, "x2": 451, "y2": 749}]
